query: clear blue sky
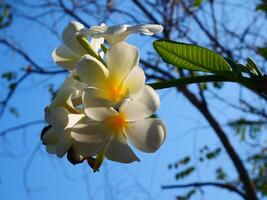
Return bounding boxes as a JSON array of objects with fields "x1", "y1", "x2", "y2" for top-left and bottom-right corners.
[{"x1": 0, "y1": 1, "x2": 263, "y2": 200}]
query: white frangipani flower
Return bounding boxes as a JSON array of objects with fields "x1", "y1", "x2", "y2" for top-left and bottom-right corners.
[
  {"x1": 43, "y1": 21, "x2": 167, "y2": 168},
  {"x1": 76, "y1": 41, "x2": 145, "y2": 116},
  {"x1": 52, "y1": 21, "x2": 104, "y2": 71},
  {"x1": 42, "y1": 76, "x2": 87, "y2": 157},
  {"x1": 70, "y1": 85, "x2": 167, "y2": 163},
  {"x1": 46, "y1": 75, "x2": 86, "y2": 115},
  {"x1": 80, "y1": 24, "x2": 163, "y2": 45},
  {"x1": 42, "y1": 107, "x2": 85, "y2": 157}
]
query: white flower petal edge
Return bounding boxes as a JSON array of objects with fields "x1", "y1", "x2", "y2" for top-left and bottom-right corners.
[
  {"x1": 126, "y1": 24, "x2": 163, "y2": 35},
  {"x1": 62, "y1": 21, "x2": 86, "y2": 55},
  {"x1": 76, "y1": 54, "x2": 109, "y2": 88},
  {"x1": 53, "y1": 21, "x2": 104, "y2": 70},
  {"x1": 106, "y1": 42, "x2": 139, "y2": 85},
  {"x1": 105, "y1": 136, "x2": 140, "y2": 163},
  {"x1": 120, "y1": 85, "x2": 160, "y2": 122},
  {"x1": 81, "y1": 24, "x2": 163, "y2": 44},
  {"x1": 45, "y1": 107, "x2": 84, "y2": 131},
  {"x1": 52, "y1": 45, "x2": 81, "y2": 71},
  {"x1": 41, "y1": 126, "x2": 72, "y2": 157},
  {"x1": 121, "y1": 66, "x2": 145, "y2": 100},
  {"x1": 70, "y1": 122, "x2": 110, "y2": 157},
  {"x1": 125, "y1": 118, "x2": 167, "y2": 153},
  {"x1": 42, "y1": 127, "x2": 57, "y2": 154}
]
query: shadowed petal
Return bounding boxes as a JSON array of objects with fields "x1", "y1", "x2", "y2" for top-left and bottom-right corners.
[
  {"x1": 125, "y1": 118, "x2": 166, "y2": 153},
  {"x1": 105, "y1": 136, "x2": 140, "y2": 163}
]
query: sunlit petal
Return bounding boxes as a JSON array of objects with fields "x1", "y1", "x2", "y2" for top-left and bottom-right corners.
[
  {"x1": 120, "y1": 85, "x2": 160, "y2": 121},
  {"x1": 125, "y1": 118, "x2": 166, "y2": 153},
  {"x1": 76, "y1": 55, "x2": 109, "y2": 88},
  {"x1": 106, "y1": 42, "x2": 139, "y2": 85},
  {"x1": 52, "y1": 45, "x2": 80, "y2": 71},
  {"x1": 62, "y1": 21, "x2": 86, "y2": 55},
  {"x1": 121, "y1": 66, "x2": 145, "y2": 100},
  {"x1": 105, "y1": 136, "x2": 140, "y2": 163}
]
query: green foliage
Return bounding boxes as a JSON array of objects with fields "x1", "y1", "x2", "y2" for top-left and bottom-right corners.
[
  {"x1": 176, "y1": 189, "x2": 196, "y2": 200},
  {"x1": 153, "y1": 40, "x2": 232, "y2": 73},
  {"x1": 168, "y1": 156, "x2": 195, "y2": 180},
  {"x1": 175, "y1": 166, "x2": 195, "y2": 180},
  {"x1": 0, "y1": 1, "x2": 12, "y2": 29},
  {"x1": 246, "y1": 58, "x2": 263, "y2": 76},
  {"x1": 215, "y1": 167, "x2": 228, "y2": 181},
  {"x1": 199, "y1": 146, "x2": 221, "y2": 162},
  {"x1": 8, "y1": 82, "x2": 16, "y2": 91},
  {"x1": 193, "y1": 0, "x2": 202, "y2": 7},
  {"x1": 256, "y1": 0, "x2": 267, "y2": 12},
  {"x1": 257, "y1": 46, "x2": 267, "y2": 60},
  {"x1": 229, "y1": 118, "x2": 263, "y2": 141},
  {"x1": 1, "y1": 71, "x2": 17, "y2": 81},
  {"x1": 168, "y1": 156, "x2": 191, "y2": 169},
  {"x1": 248, "y1": 151, "x2": 267, "y2": 196}
]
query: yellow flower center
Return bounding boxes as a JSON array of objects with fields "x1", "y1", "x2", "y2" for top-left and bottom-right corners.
[
  {"x1": 106, "y1": 113, "x2": 126, "y2": 134},
  {"x1": 106, "y1": 79, "x2": 126, "y2": 103}
]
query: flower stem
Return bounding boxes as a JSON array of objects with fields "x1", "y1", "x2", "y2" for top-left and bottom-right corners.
[
  {"x1": 76, "y1": 36, "x2": 106, "y2": 65},
  {"x1": 148, "y1": 75, "x2": 234, "y2": 90}
]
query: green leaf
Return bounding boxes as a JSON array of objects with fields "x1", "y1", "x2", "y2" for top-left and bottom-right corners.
[
  {"x1": 153, "y1": 40, "x2": 232, "y2": 73},
  {"x1": 93, "y1": 150, "x2": 105, "y2": 172},
  {"x1": 2, "y1": 71, "x2": 17, "y2": 81},
  {"x1": 246, "y1": 58, "x2": 263, "y2": 76},
  {"x1": 256, "y1": 4, "x2": 267, "y2": 11},
  {"x1": 257, "y1": 47, "x2": 267, "y2": 60},
  {"x1": 101, "y1": 44, "x2": 108, "y2": 54},
  {"x1": 194, "y1": 0, "x2": 202, "y2": 7}
]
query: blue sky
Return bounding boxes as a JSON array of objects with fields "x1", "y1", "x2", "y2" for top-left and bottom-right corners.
[{"x1": 0, "y1": 1, "x2": 265, "y2": 200}]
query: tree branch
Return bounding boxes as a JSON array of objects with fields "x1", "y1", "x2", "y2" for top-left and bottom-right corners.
[{"x1": 162, "y1": 182, "x2": 246, "y2": 200}]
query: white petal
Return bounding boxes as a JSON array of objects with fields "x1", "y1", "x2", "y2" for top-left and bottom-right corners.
[
  {"x1": 62, "y1": 21, "x2": 86, "y2": 55},
  {"x1": 71, "y1": 122, "x2": 109, "y2": 157},
  {"x1": 83, "y1": 90, "x2": 118, "y2": 121},
  {"x1": 66, "y1": 113, "x2": 85, "y2": 128},
  {"x1": 106, "y1": 42, "x2": 139, "y2": 85},
  {"x1": 60, "y1": 75, "x2": 86, "y2": 91},
  {"x1": 46, "y1": 145, "x2": 57, "y2": 154},
  {"x1": 56, "y1": 138, "x2": 72, "y2": 157},
  {"x1": 42, "y1": 127, "x2": 57, "y2": 145},
  {"x1": 125, "y1": 118, "x2": 166, "y2": 153},
  {"x1": 82, "y1": 25, "x2": 107, "y2": 37},
  {"x1": 126, "y1": 24, "x2": 163, "y2": 35},
  {"x1": 83, "y1": 87, "x2": 115, "y2": 111},
  {"x1": 76, "y1": 55, "x2": 109, "y2": 88},
  {"x1": 48, "y1": 88, "x2": 77, "y2": 110},
  {"x1": 42, "y1": 127, "x2": 57, "y2": 154},
  {"x1": 45, "y1": 107, "x2": 84, "y2": 130},
  {"x1": 105, "y1": 136, "x2": 139, "y2": 163},
  {"x1": 121, "y1": 66, "x2": 145, "y2": 99},
  {"x1": 90, "y1": 38, "x2": 104, "y2": 52},
  {"x1": 52, "y1": 45, "x2": 80, "y2": 71},
  {"x1": 62, "y1": 21, "x2": 84, "y2": 43},
  {"x1": 45, "y1": 107, "x2": 68, "y2": 129},
  {"x1": 120, "y1": 85, "x2": 160, "y2": 121}
]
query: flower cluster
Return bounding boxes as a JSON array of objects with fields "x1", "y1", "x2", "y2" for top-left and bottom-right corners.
[{"x1": 41, "y1": 22, "x2": 166, "y2": 171}]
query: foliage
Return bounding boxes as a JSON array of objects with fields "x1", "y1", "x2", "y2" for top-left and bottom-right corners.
[{"x1": 0, "y1": 0, "x2": 12, "y2": 29}]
